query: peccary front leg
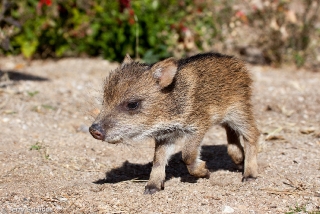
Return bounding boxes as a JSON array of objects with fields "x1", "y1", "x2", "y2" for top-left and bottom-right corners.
[
  {"x1": 144, "y1": 138, "x2": 175, "y2": 194},
  {"x1": 182, "y1": 134, "x2": 210, "y2": 179}
]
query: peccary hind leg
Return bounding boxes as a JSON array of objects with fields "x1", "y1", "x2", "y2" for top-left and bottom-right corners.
[
  {"x1": 225, "y1": 125, "x2": 245, "y2": 169},
  {"x1": 242, "y1": 126, "x2": 259, "y2": 181},
  {"x1": 182, "y1": 134, "x2": 210, "y2": 179},
  {"x1": 226, "y1": 119, "x2": 259, "y2": 181},
  {"x1": 224, "y1": 105, "x2": 259, "y2": 181}
]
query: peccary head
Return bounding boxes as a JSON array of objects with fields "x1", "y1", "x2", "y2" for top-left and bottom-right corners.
[{"x1": 89, "y1": 54, "x2": 182, "y2": 143}]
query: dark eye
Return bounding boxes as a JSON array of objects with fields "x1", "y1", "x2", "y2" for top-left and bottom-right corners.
[
  {"x1": 120, "y1": 99, "x2": 142, "y2": 113},
  {"x1": 126, "y1": 101, "x2": 139, "y2": 110}
]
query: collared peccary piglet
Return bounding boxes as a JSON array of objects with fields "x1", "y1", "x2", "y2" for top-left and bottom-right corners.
[{"x1": 89, "y1": 52, "x2": 259, "y2": 194}]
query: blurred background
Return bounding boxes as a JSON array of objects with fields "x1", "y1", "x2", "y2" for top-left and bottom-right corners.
[{"x1": 0, "y1": 0, "x2": 319, "y2": 69}]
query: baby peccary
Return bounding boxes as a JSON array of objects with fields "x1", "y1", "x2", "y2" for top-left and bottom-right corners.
[{"x1": 89, "y1": 52, "x2": 259, "y2": 194}]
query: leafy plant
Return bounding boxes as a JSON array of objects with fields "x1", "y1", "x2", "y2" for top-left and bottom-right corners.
[
  {"x1": 30, "y1": 142, "x2": 42, "y2": 150},
  {"x1": 0, "y1": 0, "x2": 221, "y2": 63},
  {"x1": 29, "y1": 141, "x2": 50, "y2": 159},
  {"x1": 0, "y1": 0, "x2": 319, "y2": 68},
  {"x1": 286, "y1": 204, "x2": 320, "y2": 214},
  {"x1": 226, "y1": 0, "x2": 320, "y2": 67},
  {"x1": 27, "y1": 90, "x2": 39, "y2": 97},
  {"x1": 41, "y1": 104, "x2": 55, "y2": 110},
  {"x1": 0, "y1": 0, "x2": 21, "y2": 51}
]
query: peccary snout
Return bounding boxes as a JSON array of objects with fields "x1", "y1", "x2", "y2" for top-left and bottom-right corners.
[{"x1": 89, "y1": 123, "x2": 105, "y2": 141}]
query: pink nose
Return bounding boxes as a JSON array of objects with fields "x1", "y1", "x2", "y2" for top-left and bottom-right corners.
[{"x1": 89, "y1": 123, "x2": 105, "y2": 141}]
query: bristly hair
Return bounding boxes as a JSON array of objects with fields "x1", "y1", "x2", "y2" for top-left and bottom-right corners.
[
  {"x1": 125, "y1": 61, "x2": 150, "y2": 68},
  {"x1": 178, "y1": 52, "x2": 234, "y2": 68},
  {"x1": 106, "y1": 61, "x2": 151, "y2": 80}
]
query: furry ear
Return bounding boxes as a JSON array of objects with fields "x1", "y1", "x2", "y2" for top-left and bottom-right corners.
[
  {"x1": 152, "y1": 58, "x2": 177, "y2": 88},
  {"x1": 121, "y1": 54, "x2": 133, "y2": 68}
]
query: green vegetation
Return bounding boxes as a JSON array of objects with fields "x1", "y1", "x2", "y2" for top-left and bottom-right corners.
[
  {"x1": 30, "y1": 141, "x2": 50, "y2": 159},
  {"x1": 286, "y1": 204, "x2": 320, "y2": 214},
  {"x1": 27, "y1": 90, "x2": 39, "y2": 97},
  {"x1": 41, "y1": 104, "x2": 56, "y2": 110},
  {"x1": 0, "y1": 0, "x2": 319, "y2": 67},
  {"x1": 1, "y1": 0, "x2": 219, "y2": 63},
  {"x1": 30, "y1": 142, "x2": 42, "y2": 151}
]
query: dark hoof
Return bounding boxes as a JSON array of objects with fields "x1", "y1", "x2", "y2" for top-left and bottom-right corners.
[
  {"x1": 144, "y1": 186, "x2": 161, "y2": 195},
  {"x1": 204, "y1": 171, "x2": 211, "y2": 179},
  {"x1": 144, "y1": 181, "x2": 164, "y2": 194},
  {"x1": 236, "y1": 164, "x2": 244, "y2": 171},
  {"x1": 242, "y1": 176, "x2": 257, "y2": 182}
]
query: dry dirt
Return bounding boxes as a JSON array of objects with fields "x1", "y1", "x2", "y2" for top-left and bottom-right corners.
[{"x1": 0, "y1": 57, "x2": 319, "y2": 214}]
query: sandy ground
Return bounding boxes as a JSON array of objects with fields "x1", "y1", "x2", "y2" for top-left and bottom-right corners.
[{"x1": 0, "y1": 57, "x2": 319, "y2": 213}]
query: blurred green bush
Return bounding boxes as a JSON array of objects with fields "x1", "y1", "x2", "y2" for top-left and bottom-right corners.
[
  {"x1": 0, "y1": 0, "x2": 222, "y2": 63},
  {"x1": 0, "y1": 0, "x2": 319, "y2": 68}
]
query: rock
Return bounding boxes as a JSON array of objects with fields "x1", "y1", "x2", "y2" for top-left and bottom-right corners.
[
  {"x1": 78, "y1": 124, "x2": 89, "y2": 133},
  {"x1": 314, "y1": 132, "x2": 320, "y2": 138},
  {"x1": 59, "y1": 197, "x2": 68, "y2": 202},
  {"x1": 222, "y1": 205, "x2": 235, "y2": 213},
  {"x1": 300, "y1": 127, "x2": 315, "y2": 134}
]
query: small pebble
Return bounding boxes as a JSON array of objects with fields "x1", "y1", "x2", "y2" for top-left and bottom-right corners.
[
  {"x1": 55, "y1": 205, "x2": 63, "y2": 210},
  {"x1": 78, "y1": 124, "x2": 89, "y2": 133},
  {"x1": 300, "y1": 127, "x2": 315, "y2": 134},
  {"x1": 59, "y1": 197, "x2": 68, "y2": 202},
  {"x1": 298, "y1": 96, "x2": 304, "y2": 102},
  {"x1": 222, "y1": 205, "x2": 234, "y2": 213}
]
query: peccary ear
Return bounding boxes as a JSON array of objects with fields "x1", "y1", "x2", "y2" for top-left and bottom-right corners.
[
  {"x1": 121, "y1": 54, "x2": 133, "y2": 68},
  {"x1": 152, "y1": 58, "x2": 177, "y2": 88}
]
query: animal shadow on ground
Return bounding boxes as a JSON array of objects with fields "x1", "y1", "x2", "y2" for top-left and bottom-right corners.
[
  {"x1": 94, "y1": 145, "x2": 240, "y2": 185},
  {"x1": 0, "y1": 70, "x2": 49, "y2": 81}
]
